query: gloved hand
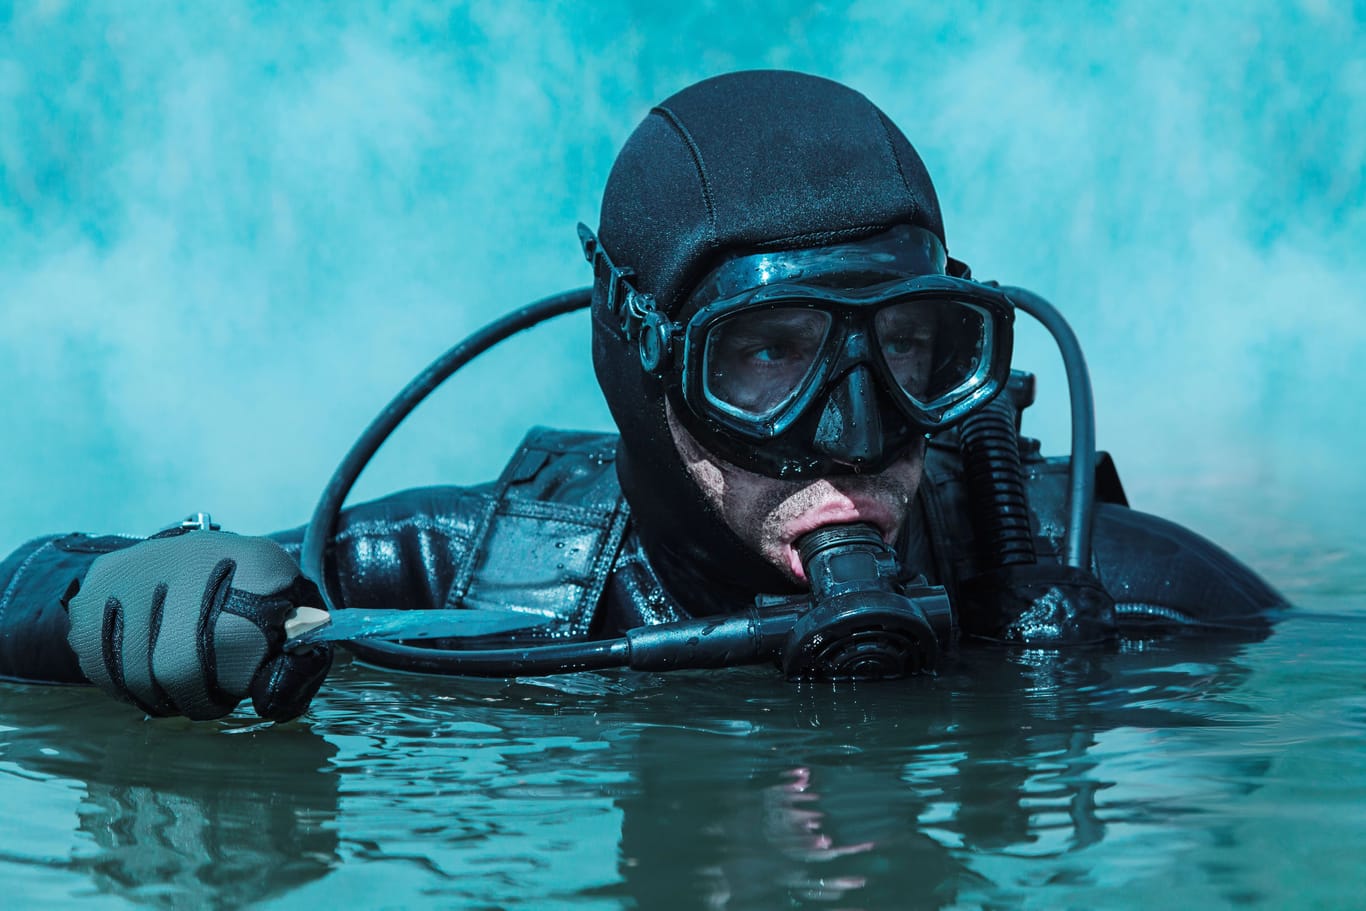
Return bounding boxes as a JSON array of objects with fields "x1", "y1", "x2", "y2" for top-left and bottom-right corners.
[{"x1": 65, "y1": 531, "x2": 332, "y2": 721}]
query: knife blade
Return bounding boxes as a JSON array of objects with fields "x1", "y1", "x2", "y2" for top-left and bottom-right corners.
[{"x1": 283, "y1": 606, "x2": 545, "y2": 650}]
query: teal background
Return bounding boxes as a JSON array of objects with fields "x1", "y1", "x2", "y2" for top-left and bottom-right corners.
[{"x1": 2, "y1": 1, "x2": 1362, "y2": 554}]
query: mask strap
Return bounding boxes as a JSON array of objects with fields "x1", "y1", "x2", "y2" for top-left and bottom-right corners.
[{"x1": 578, "y1": 223, "x2": 679, "y2": 373}]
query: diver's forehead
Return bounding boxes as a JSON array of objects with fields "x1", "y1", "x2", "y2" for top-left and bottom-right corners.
[{"x1": 684, "y1": 224, "x2": 948, "y2": 311}]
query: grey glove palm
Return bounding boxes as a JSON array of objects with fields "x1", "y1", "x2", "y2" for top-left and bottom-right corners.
[{"x1": 66, "y1": 531, "x2": 332, "y2": 721}]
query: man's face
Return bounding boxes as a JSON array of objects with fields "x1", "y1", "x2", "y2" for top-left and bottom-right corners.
[{"x1": 667, "y1": 401, "x2": 924, "y2": 585}]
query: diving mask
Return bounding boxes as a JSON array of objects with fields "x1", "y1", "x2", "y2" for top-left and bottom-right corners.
[{"x1": 583, "y1": 223, "x2": 1016, "y2": 478}]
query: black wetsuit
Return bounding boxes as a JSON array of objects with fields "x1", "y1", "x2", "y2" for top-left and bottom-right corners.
[{"x1": 0, "y1": 422, "x2": 1284, "y2": 685}]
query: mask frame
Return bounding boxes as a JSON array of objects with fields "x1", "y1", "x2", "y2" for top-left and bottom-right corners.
[
  {"x1": 674, "y1": 278, "x2": 1016, "y2": 442},
  {"x1": 579, "y1": 223, "x2": 1017, "y2": 478}
]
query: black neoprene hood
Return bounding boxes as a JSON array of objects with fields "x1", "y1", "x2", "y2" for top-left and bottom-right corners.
[
  {"x1": 590, "y1": 70, "x2": 952, "y2": 605},
  {"x1": 595, "y1": 70, "x2": 946, "y2": 315}
]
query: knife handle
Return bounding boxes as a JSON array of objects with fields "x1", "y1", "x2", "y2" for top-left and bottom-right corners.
[{"x1": 283, "y1": 606, "x2": 331, "y2": 640}]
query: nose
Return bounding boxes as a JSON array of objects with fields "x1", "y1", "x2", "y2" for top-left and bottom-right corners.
[{"x1": 811, "y1": 365, "x2": 884, "y2": 468}]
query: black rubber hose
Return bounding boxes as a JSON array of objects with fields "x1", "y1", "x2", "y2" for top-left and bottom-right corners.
[
  {"x1": 344, "y1": 637, "x2": 630, "y2": 676},
  {"x1": 300, "y1": 288, "x2": 593, "y2": 612},
  {"x1": 958, "y1": 395, "x2": 1037, "y2": 568},
  {"x1": 999, "y1": 286, "x2": 1097, "y2": 570}
]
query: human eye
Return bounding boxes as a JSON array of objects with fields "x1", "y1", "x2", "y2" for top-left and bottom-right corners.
[
  {"x1": 882, "y1": 322, "x2": 933, "y2": 360},
  {"x1": 882, "y1": 331, "x2": 931, "y2": 357},
  {"x1": 876, "y1": 305, "x2": 935, "y2": 360},
  {"x1": 743, "y1": 339, "x2": 806, "y2": 366}
]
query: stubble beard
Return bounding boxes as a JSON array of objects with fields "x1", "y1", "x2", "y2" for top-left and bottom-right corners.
[{"x1": 666, "y1": 403, "x2": 924, "y2": 583}]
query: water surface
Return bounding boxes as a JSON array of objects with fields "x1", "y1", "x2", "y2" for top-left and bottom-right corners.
[{"x1": 3, "y1": 518, "x2": 1361, "y2": 910}]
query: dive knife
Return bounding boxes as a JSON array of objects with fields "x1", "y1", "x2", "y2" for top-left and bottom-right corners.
[{"x1": 283, "y1": 606, "x2": 545, "y2": 650}]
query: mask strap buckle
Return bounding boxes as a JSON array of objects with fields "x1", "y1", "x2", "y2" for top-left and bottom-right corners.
[{"x1": 578, "y1": 223, "x2": 675, "y2": 373}]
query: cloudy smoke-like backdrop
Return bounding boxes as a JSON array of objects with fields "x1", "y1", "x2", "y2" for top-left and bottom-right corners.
[{"x1": 2, "y1": 2, "x2": 1362, "y2": 571}]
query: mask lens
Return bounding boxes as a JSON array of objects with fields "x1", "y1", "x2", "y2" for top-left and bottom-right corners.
[
  {"x1": 875, "y1": 299, "x2": 990, "y2": 407},
  {"x1": 703, "y1": 307, "x2": 832, "y2": 420}
]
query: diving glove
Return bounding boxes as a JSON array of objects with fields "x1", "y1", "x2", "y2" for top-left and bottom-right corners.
[{"x1": 65, "y1": 531, "x2": 332, "y2": 721}]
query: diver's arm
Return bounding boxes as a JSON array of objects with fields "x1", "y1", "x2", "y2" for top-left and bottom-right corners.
[
  {"x1": 0, "y1": 526, "x2": 331, "y2": 718},
  {"x1": 268, "y1": 484, "x2": 491, "y2": 614},
  {"x1": 0, "y1": 532, "x2": 113, "y2": 683},
  {"x1": 0, "y1": 484, "x2": 489, "y2": 687}
]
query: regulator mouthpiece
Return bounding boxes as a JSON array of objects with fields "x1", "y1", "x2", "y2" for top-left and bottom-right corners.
[{"x1": 785, "y1": 522, "x2": 951, "y2": 680}]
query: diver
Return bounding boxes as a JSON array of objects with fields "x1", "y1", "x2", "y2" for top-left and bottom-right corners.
[{"x1": 0, "y1": 71, "x2": 1287, "y2": 721}]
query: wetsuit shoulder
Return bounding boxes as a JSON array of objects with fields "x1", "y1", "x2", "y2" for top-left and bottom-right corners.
[
  {"x1": 918, "y1": 443, "x2": 1284, "y2": 637},
  {"x1": 1091, "y1": 502, "x2": 1285, "y2": 632},
  {"x1": 271, "y1": 426, "x2": 626, "y2": 628},
  {"x1": 1018, "y1": 453, "x2": 1285, "y2": 631},
  {"x1": 433, "y1": 427, "x2": 628, "y2": 638}
]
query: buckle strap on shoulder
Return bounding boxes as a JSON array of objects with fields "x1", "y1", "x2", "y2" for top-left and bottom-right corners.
[{"x1": 445, "y1": 428, "x2": 628, "y2": 636}]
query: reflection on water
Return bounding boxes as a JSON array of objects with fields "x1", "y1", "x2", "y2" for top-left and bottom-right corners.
[
  {"x1": 602, "y1": 638, "x2": 1274, "y2": 910},
  {"x1": 5, "y1": 602, "x2": 1364, "y2": 910},
  {"x1": 0, "y1": 688, "x2": 339, "y2": 909}
]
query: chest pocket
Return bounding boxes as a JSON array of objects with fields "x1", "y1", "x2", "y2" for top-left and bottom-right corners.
[{"x1": 443, "y1": 427, "x2": 629, "y2": 638}]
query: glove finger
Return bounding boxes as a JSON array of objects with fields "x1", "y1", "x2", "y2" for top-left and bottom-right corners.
[
  {"x1": 155, "y1": 557, "x2": 240, "y2": 720},
  {"x1": 249, "y1": 645, "x2": 333, "y2": 722},
  {"x1": 67, "y1": 564, "x2": 176, "y2": 715},
  {"x1": 120, "y1": 584, "x2": 178, "y2": 716},
  {"x1": 95, "y1": 589, "x2": 177, "y2": 717}
]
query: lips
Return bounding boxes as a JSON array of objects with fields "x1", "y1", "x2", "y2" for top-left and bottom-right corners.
[{"x1": 780, "y1": 497, "x2": 902, "y2": 583}]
